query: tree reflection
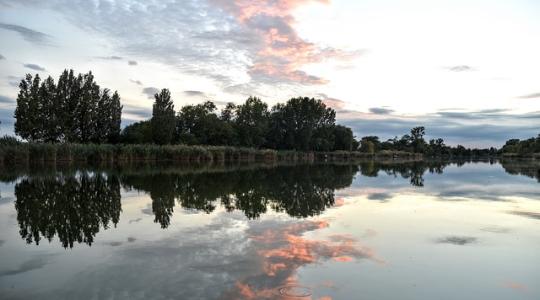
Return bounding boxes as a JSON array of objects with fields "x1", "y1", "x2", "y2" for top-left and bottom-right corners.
[
  {"x1": 15, "y1": 172, "x2": 121, "y2": 248},
  {"x1": 12, "y1": 159, "x2": 537, "y2": 246},
  {"x1": 122, "y1": 164, "x2": 358, "y2": 226}
]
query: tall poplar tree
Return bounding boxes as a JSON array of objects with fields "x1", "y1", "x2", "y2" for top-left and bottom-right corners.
[{"x1": 151, "y1": 89, "x2": 175, "y2": 145}]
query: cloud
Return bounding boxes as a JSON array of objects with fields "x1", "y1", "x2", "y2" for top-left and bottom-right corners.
[
  {"x1": 184, "y1": 90, "x2": 206, "y2": 97},
  {"x1": 0, "y1": 54, "x2": 4, "y2": 60},
  {"x1": 338, "y1": 108, "x2": 540, "y2": 147},
  {"x1": 5, "y1": 0, "x2": 361, "y2": 91},
  {"x1": 128, "y1": 60, "x2": 137, "y2": 66},
  {"x1": 508, "y1": 211, "x2": 540, "y2": 220},
  {"x1": 123, "y1": 105, "x2": 152, "y2": 119},
  {"x1": 446, "y1": 65, "x2": 474, "y2": 72},
  {"x1": 97, "y1": 55, "x2": 123, "y2": 60},
  {"x1": 367, "y1": 192, "x2": 393, "y2": 202},
  {"x1": 0, "y1": 22, "x2": 51, "y2": 45},
  {"x1": 317, "y1": 93, "x2": 347, "y2": 109},
  {"x1": 23, "y1": 63, "x2": 46, "y2": 71},
  {"x1": 435, "y1": 236, "x2": 477, "y2": 245},
  {"x1": 369, "y1": 107, "x2": 394, "y2": 115},
  {"x1": 0, "y1": 255, "x2": 55, "y2": 277},
  {"x1": 211, "y1": 0, "x2": 361, "y2": 85},
  {"x1": 142, "y1": 87, "x2": 160, "y2": 99},
  {"x1": 518, "y1": 92, "x2": 540, "y2": 99},
  {"x1": 129, "y1": 79, "x2": 142, "y2": 85},
  {"x1": 0, "y1": 95, "x2": 15, "y2": 104},
  {"x1": 18, "y1": 213, "x2": 379, "y2": 299}
]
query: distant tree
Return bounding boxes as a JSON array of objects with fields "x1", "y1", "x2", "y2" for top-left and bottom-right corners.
[
  {"x1": 151, "y1": 89, "x2": 175, "y2": 145},
  {"x1": 360, "y1": 136, "x2": 380, "y2": 153},
  {"x1": 410, "y1": 126, "x2": 426, "y2": 153},
  {"x1": 120, "y1": 120, "x2": 152, "y2": 144}
]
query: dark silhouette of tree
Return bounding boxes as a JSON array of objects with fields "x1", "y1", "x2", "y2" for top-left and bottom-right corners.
[
  {"x1": 234, "y1": 97, "x2": 270, "y2": 148},
  {"x1": 121, "y1": 120, "x2": 153, "y2": 144},
  {"x1": 15, "y1": 173, "x2": 121, "y2": 248},
  {"x1": 14, "y1": 69, "x2": 123, "y2": 143},
  {"x1": 176, "y1": 101, "x2": 235, "y2": 145},
  {"x1": 14, "y1": 74, "x2": 41, "y2": 141},
  {"x1": 267, "y1": 97, "x2": 336, "y2": 150},
  {"x1": 151, "y1": 88, "x2": 175, "y2": 145}
]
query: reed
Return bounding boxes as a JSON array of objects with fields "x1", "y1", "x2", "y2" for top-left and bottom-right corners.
[{"x1": 0, "y1": 142, "x2": 408, "y2": 167}]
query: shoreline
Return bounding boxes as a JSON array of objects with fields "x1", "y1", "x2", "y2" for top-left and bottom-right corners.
[{"x1": 0, "y1": 142, "x2": 534, "y2": 168}]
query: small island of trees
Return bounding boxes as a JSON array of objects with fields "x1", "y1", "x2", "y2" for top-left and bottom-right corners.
[{"x1": 1, "y1": 69, "x2": 537, "y2": 165}]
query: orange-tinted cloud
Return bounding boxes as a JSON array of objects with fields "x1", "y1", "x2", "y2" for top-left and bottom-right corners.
[
  {"x1": 211, "y1": 0, "x2": 360, "y2": 85},
  {"x1": 223, "y1": 219, "x2": 383, "y2": 299},
  {"x1": 503, "y1": 281, "x2": 528, "y2": 292}
]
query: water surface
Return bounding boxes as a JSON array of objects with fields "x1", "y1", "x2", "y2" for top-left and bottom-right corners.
[{"x1": 0, "y1": 160, "x2": 538, "y2": 299}]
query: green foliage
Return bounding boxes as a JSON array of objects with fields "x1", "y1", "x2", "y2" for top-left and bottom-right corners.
[
  {"x1": 151, "y1": 89, "x2": 175, "y2": 145},
  {"x1": 267, "y1": 97, "x2": 336, "y2": 150},
  {"x1": 14, "y1": 70, "x2": 123, "y2": 144},
  {"x1": 500, "y1": 135, "x2": 540, "y2": 155},
  {"x1": 120, "y1": 120, "x2": 152, "y2": 144}
]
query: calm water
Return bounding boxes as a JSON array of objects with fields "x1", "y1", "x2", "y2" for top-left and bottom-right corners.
[{"x1": 0, "y1": 160, "x2": 538, "y2": 300}]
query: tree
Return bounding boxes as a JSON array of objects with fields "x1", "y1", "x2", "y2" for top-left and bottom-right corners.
[
  {"x1": 14, "y1": 74, "x2": 40, "y2": 141},
  {"x1": 40, "y1": 76, "x2": 61, "y2": 143},
  {"x1": 77, "y1": 72, "x2": 100, "y2": 143},
  {"x1": 108, "y1": 91, "x2": 122, "y2": 143},
  {"x1": 267, "y1": 97, "x2": 336, "y2": 150},
  {"x1": 120, "y1": 120, "x2": 152, "y2": 144},
  {"x1": 332, "y1": 125, "x2": 355, "y2": 151},
  {"x1": 234, "y1": 97, "x2": 269, "y2": 148},
  {"x1": 177, "y1": 101, "x2": 234, "y2": 145},
  {"x1": 14, "y1": 69, "x2": 123, "y2": 144},
  {"x1": 151, "y1": 89, "x2": 175, "y2": 145},
  {"x1": 410, "y1": 126, "x2": 426, "y2": 153}
]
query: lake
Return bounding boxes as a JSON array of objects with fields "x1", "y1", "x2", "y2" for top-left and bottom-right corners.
[{"x1": 0, "y1": 160, "x2": 538, "y2": 300}]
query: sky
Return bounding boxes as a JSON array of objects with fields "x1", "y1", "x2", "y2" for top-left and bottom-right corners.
[{"x1": 0, "y1": 0, "x2": 539, "y2": 147}]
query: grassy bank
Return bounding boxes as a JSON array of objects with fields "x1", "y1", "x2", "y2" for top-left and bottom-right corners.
[{"x1": 0, "y1": 143, "x2": 422, "y2": 167}]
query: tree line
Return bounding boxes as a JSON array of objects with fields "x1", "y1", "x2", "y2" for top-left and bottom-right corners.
[
  {"x1": 358, "y1": 126, "x2": 499, "y2": 157},
  {"x1": 124, "y1": 89, "x2": 357, "y2": 151},
  {"x1": 14, "y1": 70, "x2": 122, "y2": 144},
  {"x1": 500, "y1": 135, "x2": 540, "y2": 155},
  {"x1": 13, "y1": 70, "x2": 536, "y2": 155}
]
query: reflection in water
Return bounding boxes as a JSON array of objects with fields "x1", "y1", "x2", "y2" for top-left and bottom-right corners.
[
  {"x1": 500, "y1": 159, "x2": 540, "y2": 182},
  {"x1": 15, "y1": 173, "x2": 121, "y2": 248},
  {"x1": 8, "y1": 159, "x2": 540, "y2": 248},
  {"x1": 223, "y1": 219, "x2": 383, "y2": 300},
  {"x1": 121, "y1": 164, "x2": 358, "y2": 227}
]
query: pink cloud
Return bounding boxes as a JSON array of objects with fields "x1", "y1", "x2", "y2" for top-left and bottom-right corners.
[{"x1": 211, "y1": 0, "x2": 360, "y2": 85}]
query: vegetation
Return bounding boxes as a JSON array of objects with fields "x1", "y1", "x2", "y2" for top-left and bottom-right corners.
[
  {"x1": 500, "y1": 135, "x2": 540, "y2": 157},
  {"x1": 358, "y1": 126, "x2": 498, "y2": 157},
  {"x1": 10, "y1": 70, "x2": 537, "y2": 163},
  {"x1": 122, "y1": 91, "x2": 357, "y2": 151},
  {"x1": 15, "y1": 70, "x2": 122, "y2": 143}
]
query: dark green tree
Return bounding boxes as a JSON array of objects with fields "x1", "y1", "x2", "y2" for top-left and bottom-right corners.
[
  {"x1": 177, "y1": 101, "x2": 234, "y2": 145},
  {"x1": 120, "y1": 120, "x2": 152, "y2": 144},
  {"x1": 14, "y1": 74, "x2": 41, "y2": 141},
  {"x1": 267, "y1": 97, "x2": 336, "y2": 150},
  {"x1": 234, "y1": 97, "x2": 269, "y2": 148},
  {"x1": 151, "y1": 88, "x2": 175, "y2": 145}
]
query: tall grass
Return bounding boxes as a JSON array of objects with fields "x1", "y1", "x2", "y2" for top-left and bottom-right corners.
[{"x1": 0, "y1": 141, "x2": 417, "y2": 167}]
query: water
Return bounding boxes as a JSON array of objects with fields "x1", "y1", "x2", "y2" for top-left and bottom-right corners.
[{"x1": 0, "y1": 160, "x2": 538, "y2": 300}]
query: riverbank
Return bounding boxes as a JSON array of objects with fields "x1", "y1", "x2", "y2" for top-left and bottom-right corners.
[{"x1": 0, "y1": 143, "x2": 422, "y2": 166}]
